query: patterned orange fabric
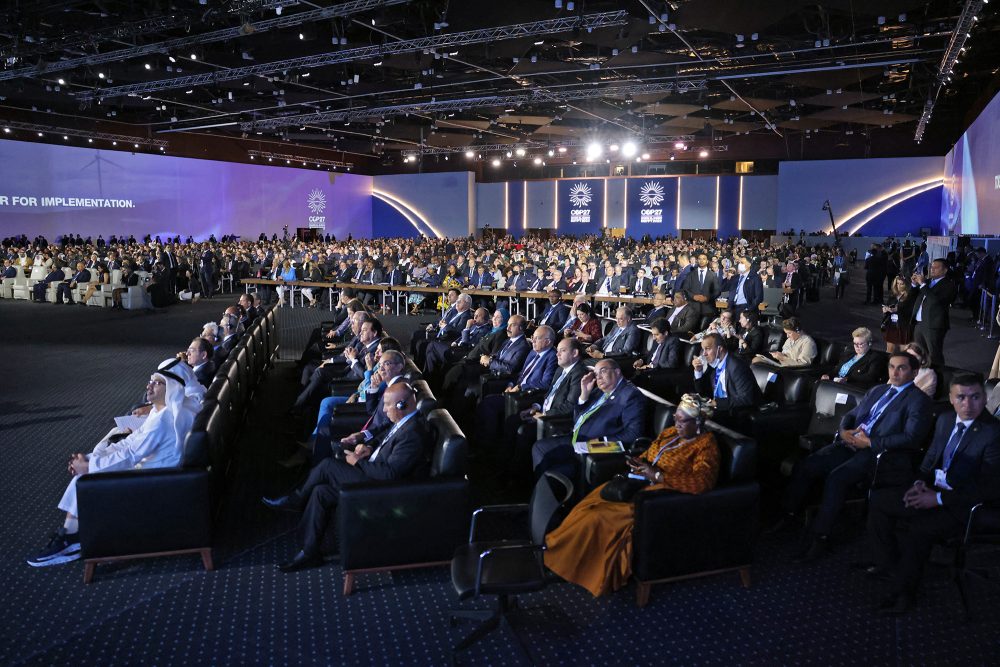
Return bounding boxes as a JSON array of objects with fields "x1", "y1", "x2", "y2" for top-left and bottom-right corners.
[{"x1": 544, "y1": 427, "x2": 719, "y2": 597}]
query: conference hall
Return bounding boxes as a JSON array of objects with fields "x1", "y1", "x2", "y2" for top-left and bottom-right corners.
[{"x1": 3, "y1": 0, "x2": 1000, "y2": 664}]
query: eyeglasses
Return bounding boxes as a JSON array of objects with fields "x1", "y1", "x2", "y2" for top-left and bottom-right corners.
[{"x1": 147, "y1": 379, "x2": 165, "y2": 387}]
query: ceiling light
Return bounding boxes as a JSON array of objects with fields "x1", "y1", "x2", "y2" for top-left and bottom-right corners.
[
  {"x1": 621, "y1": 141, "x2": 637, "y2": 157},
  {"x1": 641, "y1": 152, "x2": 650, "y2": 160},
  {"x1": 515, "y1": 147, "x2": 526, "y2": 157},
  {"x1": 557, "y1": 146, "x2": 567, "y2": 153},
  {"x1": 491, "y1": 158, "x2": 501, "y2": 167},
  {"x1": 465, "y1": 150, "x2": 475, "y2": 158},
  {"x1": 63, "y1": 135, "x2": 68, "y2": 140},
  {"x1": 97, "y1": 72, "x2": 105, "y2": 79},
  {"x1": 190, "y1": 53, "x2": 197, "y2": 60},
  {"x1": 585, "y1": 142, "x2": 602, "y2": 160},
  {"x1": 669, "y1": 152, "x2": 675, "y2": 160},
  {"x1": 134, "y1": 143, "x2": 139, "y2": 148},
  {"x1": 168, "y1": 56, "x2": 176, "y2": 63},
  {"x1": 2, "y1": 127, "x2": 9, "y2": 133},
  {"x1": 144, "y1": 63, "x2": 151, "y2": 70},
  {"x1": 57, "y1": 78, "x2": 65, "y2": 85},
  {"x1": 674, "y1": 142, "x2": 686, "y2": 150},
  {"x1": 554, "y1": 0, "x2": 562, "y2": 7},
  {"x1": 38, "y1": 132, "x2": 43, "y2": 137},
  {"x1": 698, "y1": 149, "x2": 709, "y2": 158},
  {"x1": 567, "y1": 1, "x2": 575, "y2": 10},
  {"x1": 299, "y1": 33, "x2": 305, "y2": 40},
  {"x1": 112, "y1": 140, "x2": 117, "y2": 145},
  {"x1": 547, "y1": 149, "x2": 554, "y2": 157},
  {"x1": 609, "y1": 143, "x2": 619, "y2": 152},
  {"x1": 533, "y1": 157, "x2": 542, "y2": 165}
]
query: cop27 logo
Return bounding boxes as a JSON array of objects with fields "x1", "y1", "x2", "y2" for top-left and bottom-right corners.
[
  {"x1": 307, "y1": 188, "x2": 327, "y2": 226},
  {"x1": 639, "y1": 181, "x2": 665, "y2": 207},
  {"x1": 569, "y1": 182, "x2": 593, "y2": 208},
  {"x1": 307, "y1": 188, "x2": 327, "y2": 214}
]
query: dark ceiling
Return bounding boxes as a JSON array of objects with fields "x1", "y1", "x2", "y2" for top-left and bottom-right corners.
[{"x1": 1, "y1": 0, "x2": 997, "y2": 176}]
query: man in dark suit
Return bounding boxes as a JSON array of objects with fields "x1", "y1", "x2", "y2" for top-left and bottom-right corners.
[
  {"x1": 409, "y1": 288, "x2": 461, "y2": 360},
  {"x1": 213, "y1": 310, "x2": 241, "y2": 367},
  {"x1": 263, "y1": 383, "x2": 432, "y2": 571},
  {"x1": 692, "y1": 332, "x2": 760, "y2": 429},
  {"x1": 422, "y1": 307, "x2": 492, "y2": 376},
  {"x1": 631, "y1": 318, "x2": 684, "y2": 396},
  {"x1": 439, "y1": 312, "x2": 509, "y2": 397},
  {"x1": 32, "y1": 266, "x2": 65, "y2": 302},
  {"x1": 727, "y1": 258, "x2": 763, "y2": 322},
  {"x1": 413, "y1": 292, "x2": 472, "y2": 368},
  {"x1": 448, "y1": 315, "x2": 530, "y2": 411},
  {"x1": 587, "y1": 306, "x2": 640, "y2": 361},
  {"x1": 475, "y1": 325, "x2": 559, "y2": 448},
  {"x1": 628, "y1": 268, "x2": 654, "y2": 295},
  {"x1": 867, "y1": 373, "x2": 1000, "y2": 615},
  {"x1": 184, "y1": 337, "x2": 217, "y2": 388},
  {"x1": 506, "y1": 337, "x2": 588, "y2": 474},
  {"x1": 682, "y1": 252, "x2": 721, "y2": 317},
  {"x1": 160, "y1": 244, "x2": 178, "y2": 293},
  {"x1": 532, "y1": 358, "x2": 647, "y2": 479},
  {"x1": 535, "y1": 289, "x2": 570, "y2": 332},
  {"x1": 200, "y1": 246, "x2": 216, "y2": 299},
  {"x1": 865, "y1": 244, "x2": 888, "y2": 304},
  {"x1": 665, "y1": 290, "x2": 701, "y2": 338},
  {"x1": 910, "y1": 259, "x2": 957, "y2": 366},
  {"x1": 55, "y1": 262, "x2": 91, "y2": 304},
  {"x1": 777, "y1": 352, "x2": 934, "y2": 561}
]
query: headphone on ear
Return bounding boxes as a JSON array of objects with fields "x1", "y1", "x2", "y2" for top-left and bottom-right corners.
[{"x1": 395, "y1": 400, "x2": 407, "y2": 410}]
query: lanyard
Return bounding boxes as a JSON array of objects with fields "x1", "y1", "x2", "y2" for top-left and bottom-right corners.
[
  {"x1": 649, "y1": 435, "x2": 683, "y2": 465},
  {"x1": 862, "y1": 386, "x2": 904, "y2": 431},
  {"x1": 713, "y1": 356, "x2": 727, "y2": 396}
]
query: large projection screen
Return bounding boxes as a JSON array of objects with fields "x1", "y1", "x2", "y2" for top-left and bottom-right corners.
[
  {"x1": 0, "y1": 139, "x2": 373, "y2": 240},
  {"x1": 941, "y1": 90, "x2": 1000, "y2": 235}
]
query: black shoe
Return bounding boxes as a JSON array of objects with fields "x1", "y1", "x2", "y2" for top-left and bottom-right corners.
[
  {"x1": 261, "y1": 494, "x2": 303, "y2": 512},
  {"x1": 277, "y1": 550, "x2": 323, "y2": 572},
  {"x1": 26, "y1": 529, "x2": 81, "y2": 567},
  {"x1": 792, "y1": 535, "x2": 830, "y2": 563},
  {"x1": 762, "y1": 513, "x2": 797, "y2": 536},
  {"x1": 877, "y1": 592, "x2": 914, "y2": 616}
]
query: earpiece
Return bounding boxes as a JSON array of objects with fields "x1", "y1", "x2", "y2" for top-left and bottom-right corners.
[{"x1": 395, "y1": 400, "x2": 407, "y2": 410}]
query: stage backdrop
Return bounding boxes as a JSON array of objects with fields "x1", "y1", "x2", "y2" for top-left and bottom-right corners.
[
  {"x1": 0, "y1": 139, "x2": 373, "y2": 241},
  {"x1": 941, "y1": 89, "x2": 1000, "y2": 235}
]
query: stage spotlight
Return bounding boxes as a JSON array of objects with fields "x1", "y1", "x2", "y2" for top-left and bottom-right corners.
[
  {"x1": 144, "y1": 63, "x2": 151, "y2": 70},
  {"x1": 674, "y1": 141, "x2": 686, "y2": 150},
  {"x1": 98, "y1": 72, "x2": 105, "y2": 79},
  {"x1": 465, "y1": 150, "x2": 475, "y2": 158},
  {"x1": 491, "y1": 158, "x2": 501, "y2": 166},
  {"x1": 515, "y1": 147, "x2": 526, "y2": 157},
  {"x1": 533, "y1": 157, "x2": 542, "y2": 165},
  {"x1": 698, "y1": 149, "x2": 709, "y2": 158},
  {"x1": 621, "y1": 141, "x2": 637, "y2": 157},
  {"x1": 585, "y1": 142, "x2": 602, "y2": 160}
]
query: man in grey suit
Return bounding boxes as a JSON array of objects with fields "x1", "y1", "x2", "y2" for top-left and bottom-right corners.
[
  {"x1": 587, "y1": 306, "x2": 640, "y2": 361},
  {"x1": 263, "y1": 383, "x2": 432, "y2": 572},
  {"x1": 777, "y1": 352, "x2": 934, "y2": 562},
  {"x1": 868, "y1": 373, "x2": 1000, "y2": 615}
]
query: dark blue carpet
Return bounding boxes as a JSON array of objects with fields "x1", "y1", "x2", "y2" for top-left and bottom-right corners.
[{"x1": 2, "y1": 288, "x2": 999, "y2": 666}]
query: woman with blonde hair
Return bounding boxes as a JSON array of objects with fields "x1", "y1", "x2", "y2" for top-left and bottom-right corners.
[{"x1": 543, "y1": 394, "x2": 720, "y2": 597}]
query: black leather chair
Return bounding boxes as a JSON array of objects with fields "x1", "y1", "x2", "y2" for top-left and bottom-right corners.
[
  {"x1": 796, "y1": 380, "x2": 866, "y2": 455},
  {"x1": 76, "y1": 401, "x2": 219, "y2": 583},
  {"x1": 74, "y1": 307, "x2": 279, "y2": 583},
  {"x1": 953, "y1": 502, "x2": 1000, "y2": 620},
  {"x1": 449, "y1": 471, "x2": 574, "y2": 659},
  {"x1": 631, "y1": 415, "x2": 759, "y2": 606},
  {"x1": 337, "y1": 408, "x2": 470, "y2": 595}
]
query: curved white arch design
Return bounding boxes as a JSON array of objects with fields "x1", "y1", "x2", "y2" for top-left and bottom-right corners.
[
  {"x1": 372, "y1": 190, "x2": 443, "y2": 238},
  {"x1": 839, "y1": 178, "x2": 943, "y2": 235},
  {"x1": 844, "y1": 181, "x2": 944, "y2": 235}
]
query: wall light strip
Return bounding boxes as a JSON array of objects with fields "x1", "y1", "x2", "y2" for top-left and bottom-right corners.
[
  {"x1": 553, "y1": 181, "x2": 558, "y2": 230},
  {"x1": 845, "y1": 182, "x2": 943, "y2": 235},
  {"x1": 623, "y1": 179, "x2": 628, "y2": 233},
  {"x1": 839, "y1": 177, "x2": 943, "y2": 231},
  {"x1": 504, "y1": 182, "x2": 509, "y2": 230},
  {"x1": 737, "y1": 176, "x2": 744, "y2": 231},
  {"x1": 714, "y1": 176, "x2": 720, "y2": 231},
  {"x1": 676, "y1": 178, "x2": 682, "y2": 232},
  {"x1": 372, "y1": 189, "x2": 443, "y2": 238},
  {"x1": 523, "y1": 181, "x2": 529, "y2": 230}
]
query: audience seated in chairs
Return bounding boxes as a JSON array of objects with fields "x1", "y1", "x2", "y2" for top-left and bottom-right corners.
[
  {"x1": 27, "y1": 359, "x2": 203, "y2": 568},
  {"x1": 692, "y1": 332, "x2": 760, "y2": 430},
  {"x1": 820, "y1": 327, "x2": 888, "y2": 390},
  {"x1": 543, "y1": 394, "x2": 719, "y2": 597},
  {"x1": 562, "y1": 302, "x2": 602, "y2": 345},
  {"x1": 586, "y1": 306, "x2": 640, "y2": 361},
  {"x1": 181, "y1": 337, "x2": 216, "y2": 388},
  {"x1": 664, "y1": 290, "x2": 700, "y2": 338},
  {"x1": 867, "y1": 372, "x2": 1000, "y2": 615},
  {"x1": 772, "y1": 351, "x2": 934, "y2": 562},
  {"x1": 753, "y1": 317, "x2": 817, "y2": 368},
  {"x1": 735, "y1": 311, "x2": 767, "y2": 360},
  {"x1": 262, "y1": 382, "x2": 434, "y2": 572}
]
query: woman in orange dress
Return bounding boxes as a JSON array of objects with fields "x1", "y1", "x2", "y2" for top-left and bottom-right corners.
[{"x1": 544, "y1": 394, "x2": 720, "y2": 597}]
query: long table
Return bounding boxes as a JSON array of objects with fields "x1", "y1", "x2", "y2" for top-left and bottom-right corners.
[{"x1": 240, "y1": 279, "x2": 660, "y2": 318}]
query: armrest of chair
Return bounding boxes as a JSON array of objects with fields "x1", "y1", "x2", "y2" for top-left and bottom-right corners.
[
  {"x1": 537, "y1": 413, "x2": 573, "y2": 438},
  {"x1": 469, "y1": 503, "x2": 530, "y2": 542},
  {"x1": 583, "y1": 453, "x2": 628, "y2": 489},
  {"x1": 870, "y1": 448, "x2": 923, "y2": 490},
  {"x1": 632, "y1": 482, "x2": 759, "y2": 582},
  {"x1": 480, "y1": 373, "x2": 514, "y2": 396},
  {"x1": 749, "y1": 405, "x2": 813, "y2": 457},
  {"x1": 76, "y1": 468, "x2": 212, "y2": 559},
  {"x1": 337, "y1": 477, "x2": 470, "y2": 571}
]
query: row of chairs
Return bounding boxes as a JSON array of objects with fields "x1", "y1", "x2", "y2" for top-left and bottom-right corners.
[
  {"x1": 0, "y1": 265, "x2": 151, "y2": 308},
  {"x1": 74, "y1": 305, "x2": 280, "y2": 583}
]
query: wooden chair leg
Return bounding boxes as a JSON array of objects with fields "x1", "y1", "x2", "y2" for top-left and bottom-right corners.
[
  {"x1": 739, "y1": 567, "x2": 751, "y2": 589},
  {"x1": 635, "y1": 581, "x2": 651, "y2": 608},
  {"x1": 200, "y1": 548, "x2": 214, "y2": 572},
  {"x1": 342, "y1": 573, "x2": 355, "y2": 596},
  {"x1": 83, "y1": 562, "x2": 96, "y2": 584}
]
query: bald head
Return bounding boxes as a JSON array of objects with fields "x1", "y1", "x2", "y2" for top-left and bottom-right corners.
[{"x1": 383, "y1": 382, "x2": 417, "y2": 423}]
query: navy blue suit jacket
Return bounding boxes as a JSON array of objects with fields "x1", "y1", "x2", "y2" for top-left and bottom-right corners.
[
  {"x1": 489, "y1": 335, "x2": 531, "y2": 375},
  {"x1": 517, "y1": 349, "x2": 558, "y2": 392},
  {"x1": 575, "y1": 380, "x2": 647, "y2": 444},
  {"x1": 727, "y1": 272, "x2": 763, "y2": 310},
  {"x1": 919, "y1": 411, "x2": 1000, "y2": 513},
  {"x1": 840, "y1": 383, "x2": 933, "y2": 455},
  {"x1": 537, "y1": 302, "x2": 570, "y2": 332}
]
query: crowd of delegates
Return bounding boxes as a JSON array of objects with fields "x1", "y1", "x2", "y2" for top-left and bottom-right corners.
[
  {"x1": 25, "y1": 294, "x2": 263, "y2": 568},
  {"x1": 245, "y1": 231, "x2": 999, "y2": 620},
  {"x1": 11, "y1": 228, "x2": 998, "y2": 614}
]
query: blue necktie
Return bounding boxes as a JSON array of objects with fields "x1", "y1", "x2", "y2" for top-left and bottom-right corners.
[
  {"x1": 942, "y1": 423, "x2": 967, "y2": 471},
  {"x1": 861, "y1": 387, "x2": 897, "y2": 431}
]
